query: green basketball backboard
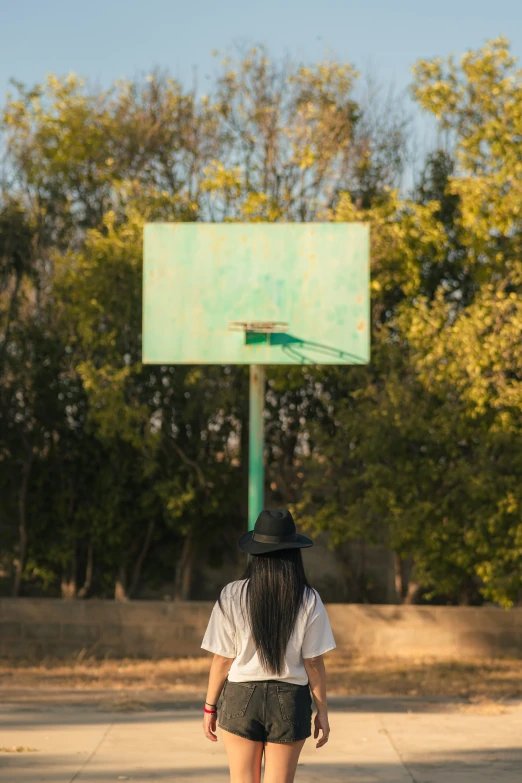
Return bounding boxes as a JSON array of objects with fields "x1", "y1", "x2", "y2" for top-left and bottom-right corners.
[{"x1": 142, "y1": 223, "x2": 369, "y2": 365}]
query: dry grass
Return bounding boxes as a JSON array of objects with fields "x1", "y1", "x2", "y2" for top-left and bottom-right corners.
[
  {"x1": 324, "y1": 652, "x2": 522, "y2": 700},
  {"x1": 1, "y1": 652, "x2": 521, "y2": 701}
]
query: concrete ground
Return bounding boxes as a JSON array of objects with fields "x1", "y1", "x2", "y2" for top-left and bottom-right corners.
[{"x1": 1, "y1": 691, "x2": 522, "y2": 782}]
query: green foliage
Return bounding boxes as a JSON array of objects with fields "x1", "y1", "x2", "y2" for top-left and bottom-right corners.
[
  {"x1": 297, "y1": 38, "x2": 522, "y2": 608},
  {"x1": 0, "y1": 42, "x2": 521, "y2": 606}
]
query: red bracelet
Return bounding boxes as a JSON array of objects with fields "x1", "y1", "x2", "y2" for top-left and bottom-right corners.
[{"x1": 204, "y1": 706, "x2": 217, "y2": 714}]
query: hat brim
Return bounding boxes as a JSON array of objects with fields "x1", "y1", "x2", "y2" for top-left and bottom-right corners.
[{"x1": 237, "y1": 531, "x2": 313, "y2": 555}]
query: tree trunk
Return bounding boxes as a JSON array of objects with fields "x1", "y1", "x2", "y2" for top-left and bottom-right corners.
[
  {"x1": 61, "y1": 532, "x2": 77, "y2": 599},
  {"x1": 12, "y1": 453, "x2": 33, "y2": 597},
  {"x1": 128, "y1": 518, "x2": 155, "y2": 598},
  {"x1": 393, "y1": 553, "x2": 419, "y2": 604},
  {"x1": 61, "y1": 576, "x2": 77, "y2": 599},
  {"x1": 403, "y1": 580, "x2": 423, "y2": 604},
  {"x1": 458, "y1": 577, "x2": 479, "y2": 606},
  {"x1": 61, "y1": 559, "x2": 77, "y2": 599},
  {"x1": 393, "y1": 551, "x2": 404, "y2": 602},
  {"x1": 77, "y1": 543, "x2": 94, "y2": 599},
  {"x1": 114, "y1": 564, "x2": 128, "y2": 601},
  {"x1": 174, "y1": 530, "x2": 195, "y2": 600}
]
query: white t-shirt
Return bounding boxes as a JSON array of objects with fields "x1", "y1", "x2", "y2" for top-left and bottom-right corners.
[{"x1": 200, "y1": 579, "x2": 336, "y2": 685}]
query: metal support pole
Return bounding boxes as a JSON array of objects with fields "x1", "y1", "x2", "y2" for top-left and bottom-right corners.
[{"x1": 248, "y1": 364, "x2": 265, "y2": 531}]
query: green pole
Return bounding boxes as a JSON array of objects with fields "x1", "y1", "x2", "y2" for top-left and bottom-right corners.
[{"x1": 248, "y1": 364, "x2": 265, "y2": 531}]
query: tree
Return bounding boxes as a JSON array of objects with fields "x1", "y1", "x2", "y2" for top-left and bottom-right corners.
[
  {"x1": 298, "y1": 39, "x2": 522, "y2": 607},
  {"x1": 0, "y1": 73, "x2": 226, "y2": 598},
  {"x1": 5, "y1": 42, "x2": 519, "y2": 606},
  {"x1": 202, "y1": 47, "x2": 407, "y2": 221}
]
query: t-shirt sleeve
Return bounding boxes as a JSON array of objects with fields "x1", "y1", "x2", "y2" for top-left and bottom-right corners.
[
  {"x1": 301, "y1": 590, "x2": 337, "y2": 659},
  {"x1": 201, "y1": 597, "x2": 236, "y2": 658}
]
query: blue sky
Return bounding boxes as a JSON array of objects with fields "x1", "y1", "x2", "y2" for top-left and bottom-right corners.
[{"x1": 2, "y1": 0, "x2": 520, "y2": 98}]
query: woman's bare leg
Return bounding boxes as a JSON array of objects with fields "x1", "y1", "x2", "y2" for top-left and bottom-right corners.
[
  {"x1": 220, "y1": 728, "x2": 264, "y2": 783},
  {"x1": 263, "y1": 738, "x2": 307, "y2": 783}
]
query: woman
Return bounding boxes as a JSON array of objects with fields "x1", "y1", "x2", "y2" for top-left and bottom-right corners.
[{"x1": 201, "y1": 508, "x2": 336, "y2": 783}]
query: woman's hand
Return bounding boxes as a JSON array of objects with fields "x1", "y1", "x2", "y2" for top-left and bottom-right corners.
[
  {"x1": 202, "y1": 710, "x2": 218, "y2": 742},
  {"x1": 202, "y1": 653, "x2": 233, "y2": 742},
  {"x1": 314, "y1": 712, "x2": 330, "y2": 748}
]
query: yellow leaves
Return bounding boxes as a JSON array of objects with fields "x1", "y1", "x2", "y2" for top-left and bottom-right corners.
[
  {"x1": 2, "y1": 73, "x2": 123, "y2": 196},
  {"x1": 65, "y1": 72, "x2": 82, "y2": 87},
  {"x1": 333, "y1": 190, "x2": 446, "y2": 299},
  {"x1": 412, "y1": 39, "x2": 522, "y2": 262},
  {"x1": 297, "y1": 145, "x2": 317, "y2": 170},
  {"x1": 201, "y1": 161, "x2": 241, "y2": 196},
  {"x1": 202, "y1": 49, "x2": 364, "y2": 220},
  {"x1": 201, "y1": 158, "x2": 284, "y2": 220},
  {"x1": 332, "y1": 191, "x2": 364, "y2": 222},
  {"x1": 45, "y1": 73, "x2": 64, "y2": 92},
  {"x1": 293, "y1": 60, "x2": 358, "y2": 90},
  {"x1": 405, "y1": 287, "x2": 522, "y2": 421},
  {"x1": 3, "y1": 99, "x2": 30, "y2": 126},
  {"x1": 239, "y1": 191, "x2": 281, "y2": 222},
  {"x1": 451, "y1": 171, "x2": 522, "y2": 250},
  {"x1": 411, "y1": 57, "x2": 445, "y2": 81}
]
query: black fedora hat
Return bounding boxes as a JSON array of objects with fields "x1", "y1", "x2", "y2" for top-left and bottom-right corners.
[{"x1": 238, "y1": 509, "x2": 313, "y2": 555}]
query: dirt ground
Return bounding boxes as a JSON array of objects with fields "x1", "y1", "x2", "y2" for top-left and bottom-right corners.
[{"x1": 1, "y1": 652, "x2": 521, "y2": 702}]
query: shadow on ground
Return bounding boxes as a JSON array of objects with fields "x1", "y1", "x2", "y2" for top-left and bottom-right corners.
[
  {"x1": 3, "y1": 750, "x2": 522, "y2": 782},
  {"x1": 4, "y1": 693, "x2": 519, "y2": 729}
]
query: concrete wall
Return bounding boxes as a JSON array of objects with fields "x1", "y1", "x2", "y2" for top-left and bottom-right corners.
[{"x1": 1, "y1": 599, "x2": 522, "y2": 660}]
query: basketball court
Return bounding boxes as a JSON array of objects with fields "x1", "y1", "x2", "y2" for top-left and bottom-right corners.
[
  {"x1": 2, "y1": 224, "x2": 520, "y2": 778},
  {"x1": 2, "y1": 692, "x2": 521, "y2": 782}
]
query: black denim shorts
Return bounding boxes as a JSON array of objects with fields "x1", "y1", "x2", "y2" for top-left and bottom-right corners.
[{"x1": 218, "y1": 678, "x2": 313, "y2": 744}]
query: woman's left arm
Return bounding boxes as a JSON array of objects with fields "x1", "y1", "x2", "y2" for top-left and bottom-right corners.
[{"x1": 202, "y1": 653, "x2": 235, "y2": 742}]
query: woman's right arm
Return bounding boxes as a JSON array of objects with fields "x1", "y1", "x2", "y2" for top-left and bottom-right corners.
[{"x1": 303, "y1": 653, "x2": 331, "y2": 748}]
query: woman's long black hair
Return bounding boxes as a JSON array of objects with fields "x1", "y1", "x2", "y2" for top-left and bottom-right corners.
[{"x1": 220, "y1": 548, "x2": 316, "y2": 676}]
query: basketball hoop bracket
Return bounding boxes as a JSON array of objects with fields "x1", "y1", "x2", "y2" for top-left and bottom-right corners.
[
  {"x1": 229, "y1": 321, "x2": 289, "y2": 346},
  {"x1": 228, "y1": 321, "x2": 289, "y2": 333}
]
